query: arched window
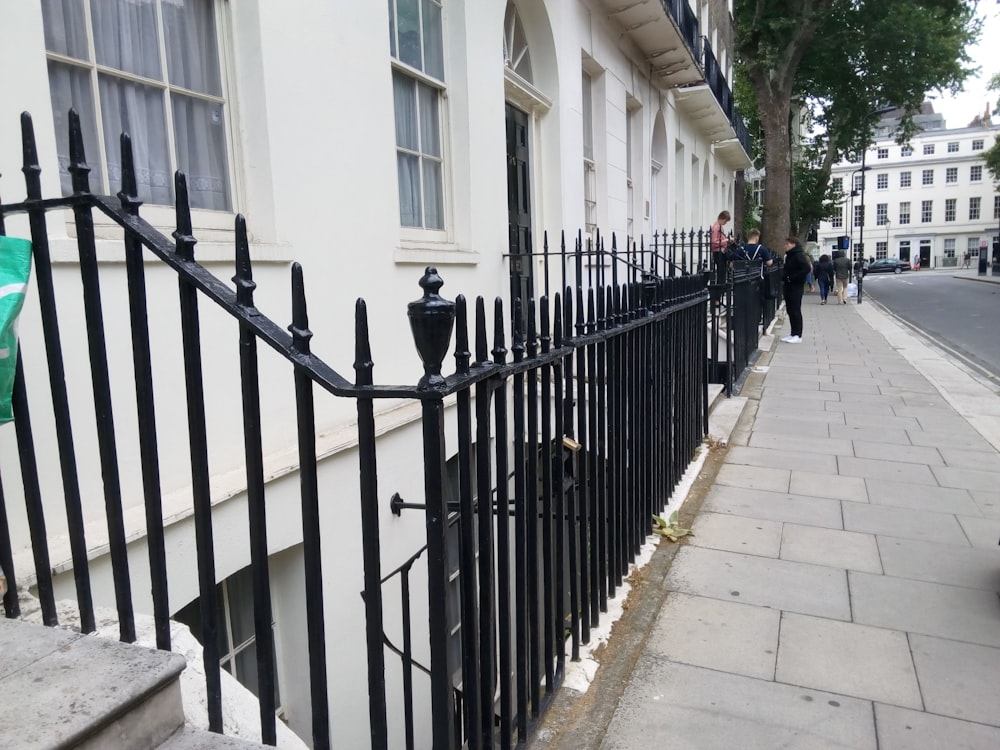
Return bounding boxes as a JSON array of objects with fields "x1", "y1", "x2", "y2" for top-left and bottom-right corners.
[{"x1": 503, "y1": 3, "x2": 532, "y2": 83}]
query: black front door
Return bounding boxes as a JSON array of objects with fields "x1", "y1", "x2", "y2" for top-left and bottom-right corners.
[{"x1": 506, "y1": 103, "x2": 533, "y2": 312}]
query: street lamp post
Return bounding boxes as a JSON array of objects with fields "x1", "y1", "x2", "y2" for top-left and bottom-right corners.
[{"x1": 850, "y1": 161, "x2": 871, "y2": 303}]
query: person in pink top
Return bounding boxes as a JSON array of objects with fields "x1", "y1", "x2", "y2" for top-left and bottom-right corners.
[{"x1": 710, "y1": 210, "x2": 731, "y2": 282}]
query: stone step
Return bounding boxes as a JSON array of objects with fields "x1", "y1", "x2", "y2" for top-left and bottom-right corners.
[
  {"x1": 159, "y1": 727, "x2": 268, "y2": 749},
  {"x1": 0, "y1": 617, "x2": 186, "y2": 749}
]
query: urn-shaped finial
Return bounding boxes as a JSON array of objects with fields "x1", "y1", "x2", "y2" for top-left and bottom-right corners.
[{"x1": 408, "y1": 267, "x2": 456, "y2": 388}]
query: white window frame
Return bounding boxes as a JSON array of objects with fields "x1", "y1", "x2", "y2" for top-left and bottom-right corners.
[
  {"x1": 921, "y1": 200, "x2": 933, "y2": 223},
  {"x1": 922, "y1": 169, "x2": 934, "y2": 186},
  {"x1": 948, "y1": 141, "x2": 959, "y2": 153},
  {"x1": 945, "y1": 167, "x2": 958, "y2": 183},
  {"x1": 901, "y1": 146, "x2": 913, "y2": 157},
  {"x1": 877, "y1": 147, "x2": 888, "y2": 159},
  {"x1": 923, "y1": 144, "x2": 935, "y2": 155},
  {"x1": 876, "y1": 173, "x2": 888, "y2": 189},
  {"x1": 42, "y1": 0, "x2": 238, "y2": 233},
  {"x1": 971, "y1": 165, "x2": 983, "y2": 182},
  {"x1": 972, "y1": 139, "x2": 984, "y2": 151},
  {"x1": 390, "y1": 0, "x2": 450, "y2": 243},
  {"x1": 944, "y1": 198, "x2": 956, "y2": 222},
  {"x1": 969, "y1": 196, "x2": 981, "y2": 221},
  {"x1": 900, "y1": 171, "x2": 911, "y2": 188},
  {"x1": 899, "y1": 201, "x2": 911, "y2": 225},
  {"x1": 831, "y1": 208, "x2": 843, "y2": 229}
]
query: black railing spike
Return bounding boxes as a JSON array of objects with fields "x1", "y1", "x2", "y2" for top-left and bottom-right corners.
[
  {"x1": 560, "y1": 230, "x2": 567, "y2": 298},
  {"x1": 117, "y1": 133, "x2": 142, "y2": 214},
  {"x1": 233, "y1": 215, "x2": 256, "y2": 309},
  {"x1": 526, "y1": 297, "x2": 537, "y2": 358},
  {"x1": 289, "y1": 262, "x2": 312, "y2": 355},
  {"x1": 611, "y1": 242, "x2": 619, "y2": 289},
  {"x1": 511, "y1": 298, "x2": 525, "y2": 362},
  {"x1": 354, "y1": 299, "x2": 374, "y2": 387},
  {"x1": 173, "y1": 172, "x2": 196, "y2": 261},
  {"x1": 542, "y1": 230, "x2": 550, "y2": 300},
  {"x1": 563, "y1": 286, "x2": 573, "y2": 342},
  {"x1": 492, "y1": 297, "x2": 507, "y2": 365},
  {"x1": 67, "y1": 110, "x2": 92, "y2": 196},
  {"x1": 475, "y1": 296, "x2": 488, "y2": 365},
  {"x1": 407, "y1": 267, "x2": 455, "y2": 389},
  {"x1": 553, "y1": 292, "x2": 563, "y2": 349},
  {"x1": 540, "y1": 295, "x2": 550, "y2": 353},
  {"x1": 20, "y1": 112, "x2": 42, "y2": 199},
  {"x1": 454, "y1": 295, "x2": 471, "y2": 375}
]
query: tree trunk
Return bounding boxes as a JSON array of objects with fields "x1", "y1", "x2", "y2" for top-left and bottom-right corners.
[{"x1": 758, "y1": 90, "x2": 793, "y2": 256}]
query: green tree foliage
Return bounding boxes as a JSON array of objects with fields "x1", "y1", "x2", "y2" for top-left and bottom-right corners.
[{"x1": 735, "y1": 0, "x2": 979, "y2": 254}]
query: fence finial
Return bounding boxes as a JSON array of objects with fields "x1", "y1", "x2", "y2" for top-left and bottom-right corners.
[
  {"x1": 118, "y1": 133, "x2": 143, "y2": 213},
  {"x1": 68, "y1": 110, "x2": 92, "y2": 196},
  {"x1": 173, "y1": 172, "x2": 196, "y2": 261},
  {"x1": 233, "y1": 215, "x2": 256, "y2": 309},
  {"x1": 408, "y1": 267, "x2": 455, "y2": 389}
]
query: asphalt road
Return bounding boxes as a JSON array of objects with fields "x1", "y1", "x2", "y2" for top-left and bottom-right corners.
[{"x1": 858, "y1": 271, "x2": 1000, "y2": 383}]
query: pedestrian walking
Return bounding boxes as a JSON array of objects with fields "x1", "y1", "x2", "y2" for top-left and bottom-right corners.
[
  {"x1": 832, "y1": 250, "x2": 851, "y2": 304},
  {"x1": 781, "y1": 237, "x2": 811, "y2": 343},
  {"x1": 962, "y1": 251, "x2": 971, "y2": 269},
  {"x1": 815, "y1": 253, "x2": 834, "y2": 304}
]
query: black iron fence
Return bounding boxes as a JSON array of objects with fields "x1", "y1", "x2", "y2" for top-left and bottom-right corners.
[
  {"x1": 709, "y1": 259, "x2": 784, "y2": 394},
  {"x1": 0, "y1": 112, "x2": 724, "y2": 749}
]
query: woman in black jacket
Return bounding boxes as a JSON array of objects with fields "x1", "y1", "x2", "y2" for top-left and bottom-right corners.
[{"x1": 781, "y1": 237, "x2": 812, "y2": 343}]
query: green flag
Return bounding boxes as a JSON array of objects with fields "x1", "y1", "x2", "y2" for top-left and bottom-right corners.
[{"x1": 0, "y1": 236, "x2": 32, "y2": 423}]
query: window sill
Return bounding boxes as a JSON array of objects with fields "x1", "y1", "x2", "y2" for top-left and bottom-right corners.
[
  {"x1": 394, "y1": 242, "x2": 481, "y2": 265},
  {"x1": 47, "y1": 235, "x2": 294, "y2": 264}
]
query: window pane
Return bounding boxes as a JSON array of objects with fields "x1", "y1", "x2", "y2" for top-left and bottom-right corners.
[
  {"x1": 41, "y1": 0, "x2": 89, "y2": 59},
  {"x1": 172, "y1": 94, "x2": 231, "y2": 210},
  {"x1": 421, "y1": 0, "x2": 444, "y2": 80},
  {"x1": 393, "y1": 71, "x2": 418, "y2": 150},
  {"x1": 226, "y1": 565, "x2": 256, "y2": 648},
  {"x1": 234, "y1": 642, "x2": 260, "y2": 697},
  {"x1": 163, "y1": 0, "x2": 222, "y2": 96},
  {"x1": 423, "y1": 159, "x2": 443, "y2": 229},
  {"x1": 398, "y1": 153, "x2": 422, "y2": 226},
  {"x1": 216, "y1": 587, "x2": 228, "y2": 653},
  {"x1": 396, "y1": 0, "x2": 422, "y2": 69},
  {"x1": 388, "y1": 0, "x2": 396, "y2": 57},
  {"x1": 47, "y1": 61, "x2": 104, "y2": 196},
  {"x1": 99, "y1": 74, "x2": 172, "y2": 204},
  {"x1": 91, "y1": 0, "x2": 162, "y2": 80},
  {"x1": 418, "y1": 82, "x2": 440, "y2": 157}
]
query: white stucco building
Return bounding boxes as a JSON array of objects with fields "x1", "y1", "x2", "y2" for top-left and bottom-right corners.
[
  {"x1": 820, "y1": 109, "x2": 1000, "y2": 268},
  {"x1": 0, "y1": 1, "x2": 749, "y2": 747}
]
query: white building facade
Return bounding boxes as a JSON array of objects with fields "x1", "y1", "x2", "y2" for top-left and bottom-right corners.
[
  {"x1": 0, "y1": 1, "x2": 749, "y2": 747},
  {"x1": 820, "y1": 117, "x2": 1000, "y2": 268}
]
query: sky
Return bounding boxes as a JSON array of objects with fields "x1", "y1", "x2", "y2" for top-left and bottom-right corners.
[{"x1": 928, "y1": 2, "x2": 1000, "y2": 128}]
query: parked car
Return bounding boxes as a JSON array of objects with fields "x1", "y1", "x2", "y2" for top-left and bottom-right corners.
[{"x1": 866, "y1": 258, "x2": 911, "y2": 274}]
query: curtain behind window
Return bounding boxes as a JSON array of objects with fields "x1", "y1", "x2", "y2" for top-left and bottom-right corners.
[{"x1": 42, "y1": 0, "x2": 229, "y2": 210}]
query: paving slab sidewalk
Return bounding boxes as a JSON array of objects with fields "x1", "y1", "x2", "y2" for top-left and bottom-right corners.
[{"x1": 532, "y1": 292, "x2": 1000, "y2": 750}]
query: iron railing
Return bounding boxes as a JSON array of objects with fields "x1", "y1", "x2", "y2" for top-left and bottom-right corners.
[
  {"x1": 709, "y1": 259, "x2": 784, "y2": 395},
  {"x1": 0, "y1": 112, "x2": 734, "y2": 749}
]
